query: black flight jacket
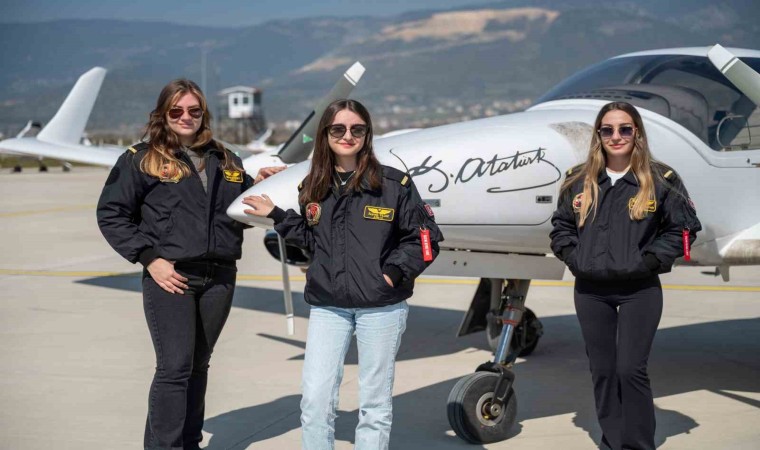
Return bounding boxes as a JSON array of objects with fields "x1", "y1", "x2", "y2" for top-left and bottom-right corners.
[
  {"x1": 97, "y1": 141, "x2": 254, "y2": 266},
  {"x1": 269, "y1": 166, "x2": 444, "y2": 308},
  {"x1": 550, "y1": 163, "x2": 701, "y2": 281}
]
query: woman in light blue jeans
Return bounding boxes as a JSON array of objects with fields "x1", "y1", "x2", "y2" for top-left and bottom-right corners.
[{"x1": 242, "y1": 99, "x2": 443, "y2": 449}]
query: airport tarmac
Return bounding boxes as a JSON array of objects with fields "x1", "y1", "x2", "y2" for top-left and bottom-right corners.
[{"x1": 1, "y1": 167, "x2": 759, "y2": 450}]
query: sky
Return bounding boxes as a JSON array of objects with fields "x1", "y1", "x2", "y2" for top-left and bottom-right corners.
[{"x1": 1, "y1": 0, "x2": 498, "y2": 27}]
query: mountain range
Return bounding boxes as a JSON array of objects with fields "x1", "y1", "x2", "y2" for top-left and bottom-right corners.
[{"x1": 0, "y1": 0, "x2": 757, "y2": 137}]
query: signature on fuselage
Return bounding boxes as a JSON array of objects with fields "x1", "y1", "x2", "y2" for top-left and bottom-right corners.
[{"x1": 398, "y1": 147, "x2": 562, "y2": 194}]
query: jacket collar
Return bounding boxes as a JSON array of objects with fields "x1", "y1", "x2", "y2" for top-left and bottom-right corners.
[
  {"x1": 330, "y1": 169, "x2": 382, "y2": 195},
  {"x1": 597, "y1": 167, "x2": 639, "y2": 187},
  {"x1": 173, "y1": 141, "x2": 223, "y2": 158},
  {"x1": 359, "y1": 171, "x2": 382, "y2": 193}
]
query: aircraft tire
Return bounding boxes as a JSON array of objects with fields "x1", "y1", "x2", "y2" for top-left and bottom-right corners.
[{"x1": 447, "y1": 371, "x2": 517, "y2": 444}]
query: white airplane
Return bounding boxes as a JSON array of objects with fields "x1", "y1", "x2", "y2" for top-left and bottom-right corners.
[
  {"x1": 0, "y1": 62, "x2": 366, "y2": 174},
  {"x1": 227, "y1": 44, "x2": 760, "y2": 444},
  {"x1": 0, "y1": 67, "x2": 124, "y2": 171}
]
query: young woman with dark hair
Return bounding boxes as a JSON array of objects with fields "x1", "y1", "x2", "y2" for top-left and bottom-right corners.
[
  {"x1": 242, "y1": 99, "x2": 443, "y2": 450},
  {"x1": 550, "y1": 101, "x2": 701, "y2": 450}
]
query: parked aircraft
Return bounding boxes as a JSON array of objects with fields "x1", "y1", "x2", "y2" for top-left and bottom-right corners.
[
  {"x1": 227, "y1": 44, "x2": 760, "y2": 444},
  {"x1": 0, "y1": 67, "x2": 123, "y2": 171}
]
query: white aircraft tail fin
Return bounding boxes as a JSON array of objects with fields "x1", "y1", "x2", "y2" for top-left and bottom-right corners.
[
  {"x1": 36, "y1": 67, "x2": 107, "y2": 145},
  {"x1": 15, "y1": 120, "x2": 42, "y2": 138}
]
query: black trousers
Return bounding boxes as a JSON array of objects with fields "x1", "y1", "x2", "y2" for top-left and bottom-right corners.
[
  {"x1": 142, "y1": 260, "x2": 236, "y2": 450},
  {"x1": 574, "y1": 276, "x2": 662, "y2": 450}
]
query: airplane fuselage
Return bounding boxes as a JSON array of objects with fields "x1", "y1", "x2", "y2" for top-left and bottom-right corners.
[
  {"x1": 230, "y1": 99, "x2": 760, "y2": 270},
  {"x1": 228, "y1": 47, "x2": 760, "y2": 275}
]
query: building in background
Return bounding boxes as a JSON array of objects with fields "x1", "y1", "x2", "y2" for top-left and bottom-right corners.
[{"x1": 217, "y1": 86, "x2": 266, "y2": 144}]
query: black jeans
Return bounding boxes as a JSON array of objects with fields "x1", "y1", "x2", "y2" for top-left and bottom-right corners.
[
  {"x1": 142, "y1": 260, "x2": 236, "y2": 450},
  {"x1": 574, "y1": 276, "x2": 663, "y2": 450}
]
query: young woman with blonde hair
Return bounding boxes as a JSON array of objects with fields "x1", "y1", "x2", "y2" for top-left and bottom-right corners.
[
  {"x1": 550, "y1": 101, "x2": 701, "y2": 450},
  {"x1": 97, "y1": 78, "x2": 282, "y2": 450}
]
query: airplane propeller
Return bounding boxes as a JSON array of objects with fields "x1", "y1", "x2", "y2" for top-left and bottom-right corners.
[{"x1": 248, "y1": 61, "x2": 366, "y2": 335}]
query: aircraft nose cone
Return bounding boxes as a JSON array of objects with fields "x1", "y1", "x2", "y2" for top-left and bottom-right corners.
[{"x1": 227, "y1": 160, "x2": 310, "y2": 228}]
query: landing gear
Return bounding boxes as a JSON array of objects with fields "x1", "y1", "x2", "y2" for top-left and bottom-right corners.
[
  {"x1": 449, "y1": 278, "x2": 535, "y2": 444},
  {"x1": 487, "y1": 307, "x2": 543, "y2": 357}
]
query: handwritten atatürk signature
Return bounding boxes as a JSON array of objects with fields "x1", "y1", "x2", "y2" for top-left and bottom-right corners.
[{"x1": 405, "y1": 148, "x2": 561, "y2": 193}]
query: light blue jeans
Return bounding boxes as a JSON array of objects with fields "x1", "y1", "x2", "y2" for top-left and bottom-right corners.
[{"x1": 300, "y1": 301, "x2": 409, "y2": 450}]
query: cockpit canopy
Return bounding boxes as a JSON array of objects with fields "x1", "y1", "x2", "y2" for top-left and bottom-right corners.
[{"x1": 537, "y1": 54, "x2": 760, "y2": 151}]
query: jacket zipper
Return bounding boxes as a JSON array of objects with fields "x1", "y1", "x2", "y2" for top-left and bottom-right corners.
[{"x1": 180, "y1": 151, "x2": 211, "y2": 255}]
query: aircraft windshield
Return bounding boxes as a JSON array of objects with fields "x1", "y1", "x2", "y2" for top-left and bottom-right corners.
[{"x1": 538, "y1": 54, "x2": 760, "y2": 151}]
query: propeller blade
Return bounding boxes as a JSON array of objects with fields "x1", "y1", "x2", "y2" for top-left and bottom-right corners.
[
  {"x1": 277, "y1": 234, "x2": 296, "y2": 335},
  {"x1": 276, "y1": 62, "x2": 365, "y2": 164},
  {"x1": 708, "y1": 44, "x2": 760, "y2": 106}
]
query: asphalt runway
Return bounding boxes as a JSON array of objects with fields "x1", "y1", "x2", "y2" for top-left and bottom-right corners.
[{"x1": 1, "y1": 167, "x2": 758, "y2": 449}]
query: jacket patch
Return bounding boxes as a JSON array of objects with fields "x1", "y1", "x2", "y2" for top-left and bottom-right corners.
[
  {"x1": 364, "y1": 205, "x2": 395, "y2": 222},
  {"x1": 572, "y1": 193, "x2": 583, "y2": 212},
  {"x1": 160, "y1": 164, "x2": 180, "y2": 183},
  {"x1": 223, "y1": 170, "x2": 243, "y2": 183},
  {"x1": 628, "y1": 197, "x2": 657, "y2": 212},
  {"x1": 305, "y1": 202, "x2": 322, "y2": 226},
  {"x1": 423, "y1": 203, "x2": 435, "y2": 218}
]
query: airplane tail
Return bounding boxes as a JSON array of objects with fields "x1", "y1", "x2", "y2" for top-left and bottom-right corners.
[
  {"x1": 247, "y1": 128, "x2": 274, "y2": 152},
  {"x1": 36, "y1": 67, "x2": 107, "y2": 145}
]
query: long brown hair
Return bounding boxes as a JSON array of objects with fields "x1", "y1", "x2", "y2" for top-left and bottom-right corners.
[
  {"x1": 299, "y1": 99, "x2": 382, "y2": 205},
  {"x1": 140, "y1": 78, "x2": 240, "y2": 180},
  {"x1": 562, "y1": 101, "x2": 656, "y2": 225}
]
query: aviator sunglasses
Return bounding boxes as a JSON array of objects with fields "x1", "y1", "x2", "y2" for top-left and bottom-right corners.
[
  {"x1": 167, "y1": 106, "x2": 204, "y2": 120},
  {"x1": 598, "y1": 124, "x2": 635, "y2": 139},
  {"x1": 327, "y1": 124, "x2": 368, "y2": 139}
]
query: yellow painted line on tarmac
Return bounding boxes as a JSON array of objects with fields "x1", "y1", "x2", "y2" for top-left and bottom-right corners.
[
  {"x1": 238, "y1": 274, "x2": 305, "y2": 282},
  {"x1": 660, "y1": 283, "x2": 760, "y2": 292},
  {"x1": 2, "y1": 269, "x2": 760, "y2": 292},
  {"x1": 0, "y1": 204, "x2": 95, "y2": 218},
  {"x1": 0, "y1": 269, "x2": 126, "y2": 277}
]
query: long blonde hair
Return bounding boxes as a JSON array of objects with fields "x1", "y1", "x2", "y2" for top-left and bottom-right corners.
[
  {"x1": 140, "y1": 79, "x2": 240, "y2": 180},
  {"x1": 562, "y1": 102, "x2": 656, "y2": 226}
]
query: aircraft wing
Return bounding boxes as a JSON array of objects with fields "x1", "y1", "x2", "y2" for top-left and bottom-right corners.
[
  {"x1": 0, "y1": 66, "x2": 123, "y2": 167},
  {"x1": 0, "y1": 137, "x2": 122, "y2": 166}
]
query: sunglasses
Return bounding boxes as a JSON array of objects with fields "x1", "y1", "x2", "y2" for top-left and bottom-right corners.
[
  {"x1": 327, "y1": 124, "x2": 368, "y2": 139},
  {"x1": 167, "y1": 106, "x2": 204, "y2": 120},
  {"x1": 598, "y1": 125, "x2": 635, "y2": 139}
]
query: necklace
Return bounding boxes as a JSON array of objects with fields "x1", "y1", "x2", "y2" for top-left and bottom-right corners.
[{"x1": 336, "y1": 170, "x2": 355, "y2": 186}]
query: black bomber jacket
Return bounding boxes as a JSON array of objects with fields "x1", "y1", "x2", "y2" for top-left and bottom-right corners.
[
  {"x1": 97, "y1": 141, "x2": 253, "y2": 266},
  {"x1": 550, "y1": 162, "x2": 702, "y2": 281},
  {"x1": 269, "y1": 165, "x2": 444, "y2": 308}
]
